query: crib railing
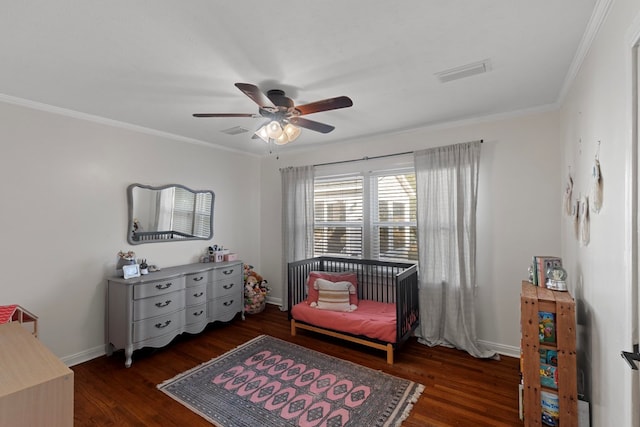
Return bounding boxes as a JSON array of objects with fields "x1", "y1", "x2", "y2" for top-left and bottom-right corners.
[{"x1": 131, "y1": 230, "x2": 195, "y2": 242}]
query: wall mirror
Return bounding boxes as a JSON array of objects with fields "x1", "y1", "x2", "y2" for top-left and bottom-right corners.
[{"x1": 127, "y1": 183, "x2": 214, "y2": 245}]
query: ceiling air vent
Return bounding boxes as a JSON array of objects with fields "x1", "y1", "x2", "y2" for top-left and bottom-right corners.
[
  {"x1": 435, "y1": 59, "x2": 492, "y2": 83},
  {"x1": 220, "y1": 126, "x2": 248, "y2": 136}
]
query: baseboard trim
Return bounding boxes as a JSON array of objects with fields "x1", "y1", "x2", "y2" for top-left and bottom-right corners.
[
  {"x1": 61, "y1": 312, "x2": 521, "y2": 366},
  {"x1": 265, "y1": 296, "x2": 283, "y2": 308},
  {"x1": 61, "y1": 344, "x2": 106, "y2": 367},
  {"x1": 479, "y1": 339, "x2": 520, "y2": 359}
]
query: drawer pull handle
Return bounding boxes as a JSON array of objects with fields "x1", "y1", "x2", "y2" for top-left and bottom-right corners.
[
  {"x1": 223, "y1": 300, "x2": 234, "y2": 306},
  {"x1": 155, "y1": 320, "x2": 171, "y2": 329},
  {"x1": 155, "y1": 300, "x2": 172, "y2": 308},
  {"x1": 193, "y1": 310, "x2": 204, "y2": 317},
  {"x1": 223, "y1": 269, "x2": 234, "y2": 275},
  {"x1": 193, "y1": 292, "x2": 204, "y2": 298},
  {"x1": 156, "y1": 283, "x2": 172, "y2": 290},
  {"x1": 223, "y1": 283, "x2": 235, "y2": 290},
  {"x1": 192, "y1": 276, "x2": 204, "y2": 282}
]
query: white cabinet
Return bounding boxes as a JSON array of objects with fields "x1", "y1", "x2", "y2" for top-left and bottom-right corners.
[{"x1": 107, "y1": 261, "x2": 243, "y2": 367}]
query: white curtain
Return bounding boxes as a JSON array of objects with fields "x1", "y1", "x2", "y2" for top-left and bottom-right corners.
[
  {"x1": 155, "y1": 187, "x2": 175, "y2": 231},
  {"x1": 414, "y1": 140, "x2": 496, "y2": 358},
  {"x1": 281, "y1": 166, "x2": 315, "y2": 309}
]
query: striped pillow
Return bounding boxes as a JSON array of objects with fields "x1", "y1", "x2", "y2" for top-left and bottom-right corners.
[{"x1": 313, "y1": 278, "x2": 357, "y2": 312}]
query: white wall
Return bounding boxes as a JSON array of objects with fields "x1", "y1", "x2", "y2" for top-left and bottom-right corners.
[
  {"x1": 559, "y1": 0, "x2": 640, "y2": 425},
  {"x1": 259, "y1": 110, "x2": 562, "y2": 355},
  {"x1": 0, "y1": 100, "x2": 261, "y2": 364}
]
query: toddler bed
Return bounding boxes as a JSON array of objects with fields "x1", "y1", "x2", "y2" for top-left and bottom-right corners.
[{"x1": 288, "y1": 256, "x2": 419, "y2": 364}]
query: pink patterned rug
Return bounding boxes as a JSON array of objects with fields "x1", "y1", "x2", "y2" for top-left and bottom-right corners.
[{"x1": 157, "y1": 335, "x2": 423, "y2": 426}]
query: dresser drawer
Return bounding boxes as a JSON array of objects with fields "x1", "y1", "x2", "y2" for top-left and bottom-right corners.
[
  {"x1": 132, "y1": 309, "x2": 184, "y2": 343},
  {"x1": 133, "y1": 276, "x2": 185, "y2": 299},
  {"x1": 208, "y1": 295, "x2": 241, "y2": 321},
  {"x1": 211, "y1": 264, "x2": 241, "y2": 281},
  {"x1": 185, "y1": 271, "x2": 209, "y2": 287},
  {"x1": 133, "y1": 291, "x2": 185, "y2": 321},
  {"x1": 210, "y1": 276, "x2": 242, "y2": 299},
  {"x1": 186, "y1": 283, "x2": 207, "y2": 306},
  {"x1": 185, "y1": 303, "x2": 207, "y2": 325}
]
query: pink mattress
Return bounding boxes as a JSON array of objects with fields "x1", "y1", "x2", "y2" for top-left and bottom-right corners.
[{"x1": 291, "y1": 299, "x2": 397, "y2": 343}]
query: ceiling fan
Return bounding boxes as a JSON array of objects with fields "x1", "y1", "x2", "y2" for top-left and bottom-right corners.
[{"x1": 193, "y1": 83, "x2": 353, "y2": 145}]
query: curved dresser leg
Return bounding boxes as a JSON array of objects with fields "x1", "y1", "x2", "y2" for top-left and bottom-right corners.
[{"x1": 125, "y1": 346, "x2": 133, "y2": 368}]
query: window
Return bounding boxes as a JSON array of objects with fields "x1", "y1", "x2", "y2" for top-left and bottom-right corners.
[{"x1": 313, "y1": 168, "x2": 417, "y2": 262}]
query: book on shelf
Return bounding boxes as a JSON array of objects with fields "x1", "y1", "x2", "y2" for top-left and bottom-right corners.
[
  {"x1": 540, "y1": 363, "x2": 558, "y2": 389},
  {"x1": 531, "y1": 256, "x2": 562, "y2": 286},
  {"x1": 541, "y1": 391, "x2": 560, "y2": 426},
  {"x1": 538, "y1": 311, "x2": 556, "y2": 344},
  {"x1": 539, "y1": 348, "x2": 558, "y2": 366}
]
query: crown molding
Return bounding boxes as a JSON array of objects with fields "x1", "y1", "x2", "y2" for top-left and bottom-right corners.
[
  {"x1": 0, "y1": 93, "x2": 260, "y2": 157},
  {"x1": 557, "y1": 0, "x2": 614, "y2": 104}
]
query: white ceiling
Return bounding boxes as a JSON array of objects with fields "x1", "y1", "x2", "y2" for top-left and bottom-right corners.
[{"x1": 1, "y1": 1, "x2": 598, "y2": 155}]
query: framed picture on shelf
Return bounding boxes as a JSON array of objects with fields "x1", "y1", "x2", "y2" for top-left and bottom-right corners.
[{"x1": 123, "y1": 264, "x2": 141, "y2": 279}]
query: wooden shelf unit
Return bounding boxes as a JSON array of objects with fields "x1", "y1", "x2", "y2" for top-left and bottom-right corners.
[{"x1": 520, "y1": 281, "x2": 578, "y2": 427}]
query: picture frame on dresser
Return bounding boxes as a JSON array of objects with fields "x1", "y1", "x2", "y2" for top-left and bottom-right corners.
[{"x1": 122, "y1": 264, "x2": 141, "y2": 279}]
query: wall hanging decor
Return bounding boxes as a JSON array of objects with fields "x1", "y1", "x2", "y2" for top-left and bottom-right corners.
[
  {"x1": 564, "y1": 171, "x2": 574, "y2": 217},
  {"x1": 572, "y1": 198, "x2": 580, "y2": 240},
  {"x1": 590, "y1": 142, "x2": 603, "y2": 213},
  {"x1": 579, "y1": 195, "x2": 590, "y2": 246}
]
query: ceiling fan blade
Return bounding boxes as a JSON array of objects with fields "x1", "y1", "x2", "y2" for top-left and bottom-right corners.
[
  {"x1": 235, "y1": 83, "x2": 275, "y2": 108},
  {"x1": 193, "y1": 113, "x2": 257, "y2": 118},
  {"x1": 295, "y1": 96, "x2": 353, "y2": 115},
  {"x1": 289, "y1": 117, "x2": 335, "y2": 134}
]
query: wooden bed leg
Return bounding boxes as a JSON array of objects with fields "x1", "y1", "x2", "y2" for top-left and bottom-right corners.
[
  {"x1": 291, "y1": 319, "x2": 297, "y2": 336},
  {"x1": 386, "y1": 344, "x2": 394, "y2": 365}
]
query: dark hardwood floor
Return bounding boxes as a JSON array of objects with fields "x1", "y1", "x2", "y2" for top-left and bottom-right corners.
[{"x1": 73, "y1": 304, "x2": 523, "y2": 426}]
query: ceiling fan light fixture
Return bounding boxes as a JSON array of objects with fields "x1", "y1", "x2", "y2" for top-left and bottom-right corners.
[
  {"x1": 266, "y1": 121, "x2": 283, "y2": 139},
  {"x1": 275, "y1": 132, "x2": 290, "y2": 145},
  {"x1": 254, "y1": 125, "x2": 269, "y2": 142},
  {"x1": 283, "y1": 123, "x2": 301, "y2": 142}
]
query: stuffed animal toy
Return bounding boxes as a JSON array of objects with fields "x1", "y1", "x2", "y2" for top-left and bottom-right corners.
[{"x1": 243, "y1": 264, "x2": 270, "y2": 313}]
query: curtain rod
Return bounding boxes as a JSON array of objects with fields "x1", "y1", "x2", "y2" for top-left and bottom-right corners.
[{"x1": 312, "y1": 139, "x2": 483, "y2": 168}]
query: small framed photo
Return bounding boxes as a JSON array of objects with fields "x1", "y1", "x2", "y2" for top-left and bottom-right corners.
[{"x1": 123, "y1": 264, "x2": 141, "y2": 279}]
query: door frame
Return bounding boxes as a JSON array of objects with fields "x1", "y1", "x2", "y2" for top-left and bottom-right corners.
[{"x1": 626, "y1": 13, "x2": 640, "y2": 427}]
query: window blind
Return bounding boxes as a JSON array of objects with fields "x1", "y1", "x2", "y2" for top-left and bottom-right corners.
[{"x1": 313, "y1": 169, "x2": 417, "y2": 261}]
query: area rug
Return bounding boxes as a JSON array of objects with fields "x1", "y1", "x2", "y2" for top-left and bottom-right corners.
[{"x1": 157, "y1": 335, "x2": 424, "y2": 427}]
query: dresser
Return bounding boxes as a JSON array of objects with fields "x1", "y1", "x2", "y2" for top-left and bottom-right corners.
[
  {"x1": 107, "y1": 261, "x2": 243, "y2": 367},
  {"x1": 0, "y1": 323, "x2": 74, "y2": 426}
]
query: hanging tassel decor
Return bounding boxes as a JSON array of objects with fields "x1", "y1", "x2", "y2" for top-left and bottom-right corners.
[
  {"x1": 564, "y1": 172, "x2": 573, "y2": 217},
  {"x1": 591, "y1": 156, "x2": 603, "y2": 213},
  {"x1": 573, "y1": 198, "x2": 580, "y2": 240},
  {"x1": 579, "y1": 196, "x2": 590, "y2": 246}
]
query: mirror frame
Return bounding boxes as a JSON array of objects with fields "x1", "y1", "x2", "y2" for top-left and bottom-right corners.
[{"x1": 127, "y1": 183, "x2": 215, "y2": 245}]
